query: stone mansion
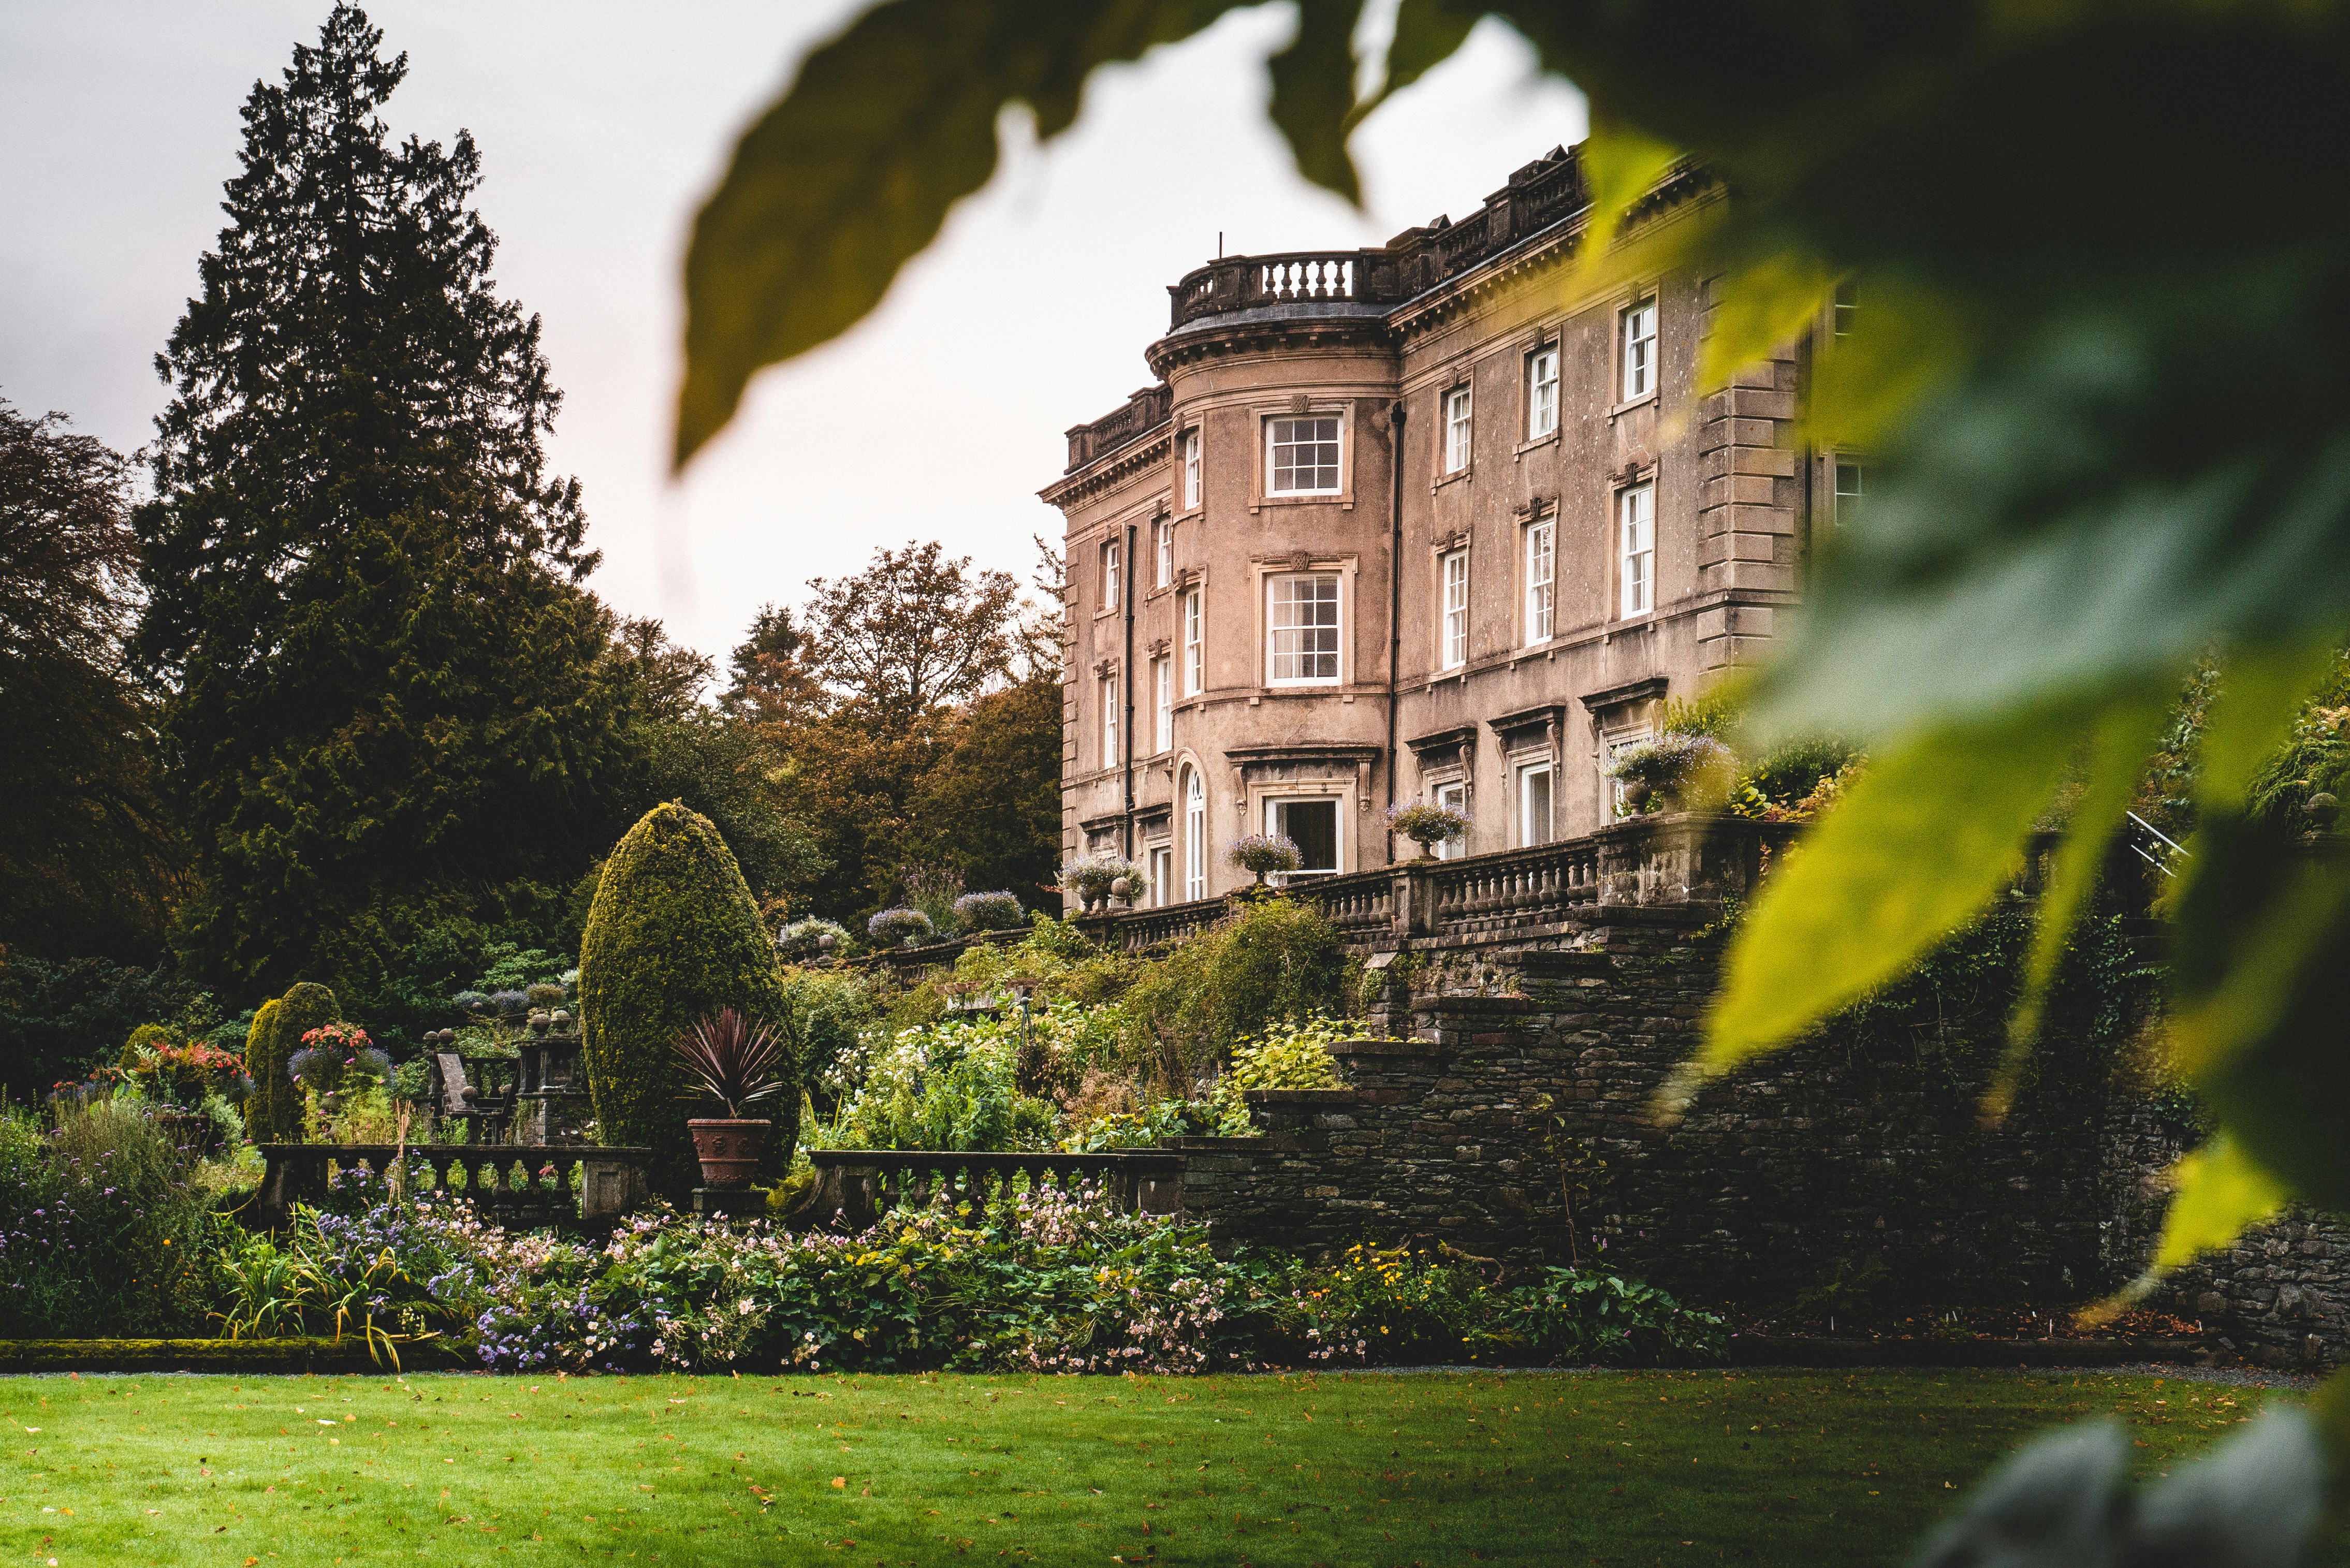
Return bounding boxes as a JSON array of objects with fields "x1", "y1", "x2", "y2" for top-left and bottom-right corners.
[{"x1": 1042, "y1": 143, "x2": 1848, "y2": 910}]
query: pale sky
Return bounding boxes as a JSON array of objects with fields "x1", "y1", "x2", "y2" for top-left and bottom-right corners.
[{"x1": 0, "y1": 2, "x2": 1585, "y2": 665}]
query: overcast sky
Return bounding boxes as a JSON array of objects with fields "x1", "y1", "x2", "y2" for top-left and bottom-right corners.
[{"x1": 0, "y1": 2, "x2": 1584, "y2": 665}]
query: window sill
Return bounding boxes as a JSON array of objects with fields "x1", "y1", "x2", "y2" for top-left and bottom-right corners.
[
  {"x1": 1514, "y1": 430, "x2": 1559, "y2": 459},
  {"x1": 1608, "y1": 391, "x2": 1659, "y2": 421},
  {"x1": 1433, "y1": 466, "x2": 1472, "y2": 493},
  {"x1": 1251, "y1": 492, "x2": 1352, "y2": 511}
]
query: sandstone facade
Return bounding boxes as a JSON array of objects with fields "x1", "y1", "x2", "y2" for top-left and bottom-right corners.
[{"x1": 1042, "y1": 145, "x2": 1834, "y2": 908}]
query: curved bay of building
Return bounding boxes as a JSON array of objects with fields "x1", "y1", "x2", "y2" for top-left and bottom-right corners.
[{"x1": 1041, "y1": 143, "x2": 1836, "y2": 912}]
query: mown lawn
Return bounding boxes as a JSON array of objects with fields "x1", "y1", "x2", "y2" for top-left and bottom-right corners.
[{"x1": 0, "y1": 1367, "x2": 2302, "y2": 1566}]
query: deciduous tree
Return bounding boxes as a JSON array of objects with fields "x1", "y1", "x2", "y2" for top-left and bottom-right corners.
[{"x1": 0, "y1": 399, "x2": 185, "y2": 958}]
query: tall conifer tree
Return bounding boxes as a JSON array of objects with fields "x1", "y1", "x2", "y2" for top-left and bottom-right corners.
[{"x1": 134, "y1": 4, "x2": 636, "y2": 994}]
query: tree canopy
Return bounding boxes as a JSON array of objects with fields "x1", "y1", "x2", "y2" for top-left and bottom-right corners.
[
  {"x1": 0, "y1": 399, "x2": 184, "y2": 958},
  {"x1": 133, "y1": 2, "x2": 637, "y2": 997}
]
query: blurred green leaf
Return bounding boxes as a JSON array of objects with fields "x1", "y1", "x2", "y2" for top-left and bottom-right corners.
[
  {"x1": 1573, "y1": 123, "x2": 1681, "y2": 273},
  {"x1": 2168, "y1": 835, "x2": 2350, "y2": 1209},
  {"x1": 677, "y1": 0, "x2": 1254, "y2": 467},
  {"x1": 1694, "y1": 253, "x2": 1834, "y2": 395},
  {"x1": 2133, "y1": 1406, "x2": 2323, "y2": 1565},
  {"x1": 1354, "y1": 0, "x2": 1486, "y2": 121},
  {"x1": 1696, "y1": 705, "x2": 2080, "y2": 1079},
  {"x1": 2152, "y1": 1132, "x2": 2287, "y2": 1271},
  {"x1": 2196, "y1": 641, "x2": 2344, "y2": 810},
  {"x1": 1988, "y1": 692, "x2": 2169, "y2": 1119},
  {"x1": 1268, "y1": 0, "x2": 1366, "y2": 204},
  {"x1": 1910, "y1": 1422, "x2": 2127, "y2": 1568}
]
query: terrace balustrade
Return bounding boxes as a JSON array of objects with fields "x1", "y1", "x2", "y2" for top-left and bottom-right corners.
[
  {"x1": 801, "y1": 1149, "x2": 1185, "y2": 1233},
  {"x1": 254, "y1": 1142, "x2": 652, "y2": 1229}
]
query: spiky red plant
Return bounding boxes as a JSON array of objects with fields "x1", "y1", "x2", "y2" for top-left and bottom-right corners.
[{"x1": 670, "y1": 1007, "x2": 786, "y2": 1118}]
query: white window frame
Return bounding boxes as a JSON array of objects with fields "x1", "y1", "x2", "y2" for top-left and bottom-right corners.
[
  {"x1": 1527, "y1": 345, "x2": 1560, "y2": 439},
  {"x1": 1622, "y1": 297, "x2": 1658, "y2": 402},
  {"x1": 1440, "y1": 550, "x2": 1469, "y2": 670},
  {"x1": 1264, "y1": 796, "x2": 1342, "y2": 881},
  {"x1": 1183, "y1": 769, "x2": 1207, "y2": 901},
  {"x1": 1148, "y1": 845, "x2": 1172, "y2": 908},
  {"x1": 1833, "y1": 281, "x2": 1858, "y2": 340},
  {"x1": 1434, "y1": 779, "x2": 1469, "y2": 861},
  {"x1": 1443, "y1": 386, "x2": 1472, "y2": 473},
  {"x1": 1524, "y1": 519, "x2": 1554, "y2": 644},
  {"x1": 1181, "y1": 588, "x2": 1204, "y2": 696},
  {"x1": 1266, "y1": 572, "x2": 1342, "y2": 686},
  {"x1": 1154, "y1": 518, "x2": 1173, "y2": 588},
  {"x1": 1152, "y1": 655, "x2": 1173, "y2": 754},
  {"x1": 1099, "y1": 673, "x2": 1119, "y2": 767},
  {"x1": 1100, "y1": 537, "x2": 1120, "y2": 611},
  {"x1": 1618, "y1": 482, "x2": 1655, "y2": 618},
  {"x1": 1265, "y1": 414, "x2": 1342, "y2": 496},
  {"x1": 1834, "y1": 461, "x2": 1864, "y2": 526},
  {"x1": 1516, "y1": 761, "x2": 1555, "y2": 847},
  {"x1": 1182, "y1": 427, "x2": 1202, "y2": 510}
]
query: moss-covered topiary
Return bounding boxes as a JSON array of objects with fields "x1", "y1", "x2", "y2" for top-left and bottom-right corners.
[
  {"x1": 241, "y1": 1000, "x2": 281, "y2": 1135},
  {"x1": 249, "y1": 983, "x2": 337, "y2": 1143},
  {"x1": 577, "y1": 803, "x2": 796, "y2": 1195}
]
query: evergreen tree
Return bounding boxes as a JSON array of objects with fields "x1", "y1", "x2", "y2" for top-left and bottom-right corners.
[{"x1": 133, "y1": 5, "x2": 636, "y2": 996}]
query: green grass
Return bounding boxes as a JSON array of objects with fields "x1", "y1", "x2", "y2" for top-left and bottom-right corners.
[{"x1": 0, "y1": 1368, "x2": 2301, "y2": 1566}]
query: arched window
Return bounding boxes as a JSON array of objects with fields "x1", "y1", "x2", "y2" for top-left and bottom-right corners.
[{"x1": 1184, "y1": 768, "x2": 1207, "y2": 902}]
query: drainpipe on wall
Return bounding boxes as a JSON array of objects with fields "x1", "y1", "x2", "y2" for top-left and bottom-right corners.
[
  {"x1": 1122, "y1": 519, "x2": 1138, "y2": 863},
  {"x1": 1385, "y1": 399, "x2": 1405, "y2": 863}
]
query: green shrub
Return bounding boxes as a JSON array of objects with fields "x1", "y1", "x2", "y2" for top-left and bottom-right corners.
[
  {"x1": 1120, "y1": 897, "x2": 1348, "y2": 1088},
  {"x1": 248, "y1": 983, "x2": 337, "y2": 1144},
  {"x1": 814, "y1": 1017, "x2": 1053, "y2": 1152},
  {"x1": 577, "y1": 803, "x2": 795, "y2": 1195},
  {"x1": 1227, "y1": 1014, "x2": 1354, "y2": 1090},
  {"x1": 775, "y1": 965, "x2": 882, "y2": 1113},
  {"x1": 119, "y1": 1021, "x2": 178, "y2": 1069},
  {"x1": 0, "y1": 1100, "x2": 219, "y2": 1336}
]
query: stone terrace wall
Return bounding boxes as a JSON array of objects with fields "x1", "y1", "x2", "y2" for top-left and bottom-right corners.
[
  {"x1": 2098, "y1": 1100, "x2": 2350, "y2": 1368},
  {"x1": 1181, "y1": 909, "x2": 2124, "y2": 1301},
  {"x1": 1172, "y1": 906, "x2": 2348, "y2": 1367}
]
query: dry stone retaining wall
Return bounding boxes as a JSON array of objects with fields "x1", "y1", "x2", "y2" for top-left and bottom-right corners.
[{"x1": 1169, "y1": 906, "x2": 2346, "y2": 1368}]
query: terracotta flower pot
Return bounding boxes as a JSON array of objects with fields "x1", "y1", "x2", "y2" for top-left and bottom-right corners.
[{"x1": 687, "y1": 1117, "x2": 770, "y2": 1190}]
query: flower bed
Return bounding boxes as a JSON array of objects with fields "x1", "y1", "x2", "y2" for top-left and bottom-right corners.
[{"x1": 207, "y1": 1175, "x2": 1725, "y2": 1375}]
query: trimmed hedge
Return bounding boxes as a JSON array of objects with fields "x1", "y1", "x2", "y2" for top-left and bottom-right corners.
[
  {"x1": 0, "y1": 1338, "x2": 466, "y2": 1373},
  {"x1": 577, "y1": 803, "x2": 796, "y2": 1196},
  {"x1": 251, "y1": 983, "x2": 337, "y2": 1142}
]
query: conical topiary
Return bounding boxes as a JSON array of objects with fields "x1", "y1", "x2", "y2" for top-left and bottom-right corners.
[
  {"x1": 577, "y1": 802, "x2": 796, "y2": 1196},
  {"x1": 251, "y1": 983, "x2": 338, "y2": 1142}
]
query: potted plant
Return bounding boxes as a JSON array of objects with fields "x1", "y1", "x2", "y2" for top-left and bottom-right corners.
[
  {"x1": 1605, "y1": 734, "x2": 1736, "y2": 814},
  {"x1": 1058, "y1": 855, "x2": 1147, "y2": 912},
  {"x1": 952, "y1": 889, "x2": 1026, "y2": 930},
  {"x1": 867, "y1": 905, "x2": 935, "y2": 947},
  {"x1": 672, "y1": 1007, "x2": 787, "y2": 1190},
  {"x1": 1384, "y1": 798, "x2": 1470, "y2": 860},
  {"x1": 1227, "y1": 832, "x2": 1303, "y2": 887}
]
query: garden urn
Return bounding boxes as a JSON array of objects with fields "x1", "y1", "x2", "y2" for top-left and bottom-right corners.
[{"x1": 687, "y1": 1117, "x2": 770, "y2": 1189}]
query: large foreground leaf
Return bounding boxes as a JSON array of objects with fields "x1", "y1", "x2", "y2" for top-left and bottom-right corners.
[
  {"x1": 1697, "y1": 706, "x2": 2081, "y2": 1078},
  {"x1": 678, "y1": 0, "x2": 1258, "y2": 467}
]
